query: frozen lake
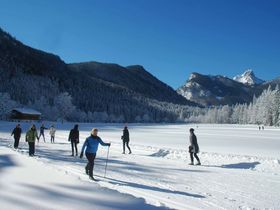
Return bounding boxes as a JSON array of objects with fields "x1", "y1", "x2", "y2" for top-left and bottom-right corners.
[
  {"x1": 2, "y1": 121, "x2": 280, "y2": 158},
  {"x1": 1, "y1": 121, "x2": 280, "y2": 210}
]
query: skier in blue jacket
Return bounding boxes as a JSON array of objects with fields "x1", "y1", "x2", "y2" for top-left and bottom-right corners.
[{"x1": 80, "y1": 128, "x2": 111, "y2": 181}]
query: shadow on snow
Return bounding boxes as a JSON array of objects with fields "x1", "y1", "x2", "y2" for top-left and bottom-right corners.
[{"x1": 221, "y1": 161, "x2": 261, "y2": 169}]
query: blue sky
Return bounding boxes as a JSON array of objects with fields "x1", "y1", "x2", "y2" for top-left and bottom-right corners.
[{"x1": 0, "y1": 0, "x2": 279, "y2": 88}]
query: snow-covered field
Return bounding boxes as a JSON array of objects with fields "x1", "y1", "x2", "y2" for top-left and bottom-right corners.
[{"x1": 1, "y1": 121, "x2": 280, "y2": 210}]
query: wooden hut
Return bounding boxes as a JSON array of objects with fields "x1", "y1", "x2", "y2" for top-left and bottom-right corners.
[{"x1": 10, "y1": 108, "x2": 41, "y2": 121}]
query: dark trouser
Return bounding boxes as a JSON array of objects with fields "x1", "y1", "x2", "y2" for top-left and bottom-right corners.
[
  {"x1": 190, "y1": 152, "x2": 200, "y2": 163},
  {"x1": 28, "y1": 142, "x2": 35, "y2": 156},
  {"x1": 123, "y1": 140, "x2": 131, "y2": 153},
  {"x1": 14, "y1": 137, "x2": 20, "y2": 149},
  {"x1": 51, "y1": 136, "x2": 55, "y2": 143},
  {"x1": 71, "y1": 140, "x2": 78, "y2": 155},
  {"x1": 38, "y1": 132, "x2": 45, "y2": 142},
  {"x1": 85, "y1": 152, "x2": 96, "y2": 178}
]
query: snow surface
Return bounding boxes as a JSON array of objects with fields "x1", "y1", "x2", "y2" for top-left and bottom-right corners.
[{"x1": 1, "y1": 121, "x2": 280, "y2": 210}]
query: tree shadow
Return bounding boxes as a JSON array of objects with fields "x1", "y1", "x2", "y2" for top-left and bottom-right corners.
[
  {"x1": 98, "y1": 176, "x2": 205, "y2": 199},
  {"x1": 3, "y1": 141, "x2": 207, "y2": 203},
  {"x1": 17, "y1": 183, "x2": 169, "y2": 210},
  {"x1": 0, "y1": 154, "x2": 19, "y2": 190},
  {"x1": 52, "y1": 142, "x2": 69, "y2": 145},
  {"x1": 168, "y1": 168, "x2": 210, "y2": 173},
  {"x1": 0, "y1": 154, "x2": 18, "y2": 173},
  {"x1": 17, "y1": 144, "x2": 210, "y2": 182}
]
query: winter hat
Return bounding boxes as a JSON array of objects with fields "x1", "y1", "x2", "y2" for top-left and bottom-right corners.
[{"x1": 189, "y1": 128, "x2": 194, "y2": 132}]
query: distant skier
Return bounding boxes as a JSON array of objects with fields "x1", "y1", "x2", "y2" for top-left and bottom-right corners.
[
  {"x1": 262, "y1": 126, "x2": 265, "y2": 130},
  {"x1": 49, "y1": 125, "x2": 56, "y2": 143},
  {"x1": 259, "y1": 126, "x2": 261, "y2": 130},
  {"x1": 80, "y1": 128, "x2": 111, "y2": 181},
  {"x1": 26, "y1": 124, "x2": 39, "y2": 156},
  {"x1": 11, "y1": 124, "x2": 22, "y2": 149},
  {"x1": 121, "y1": 126, "x2": 131, "y2": 154},
  {"x1": 38, "y1": 124, "x2": 48, "y2": 142},
  {"x1": 188, "y1": 128, "x2": 201, "y2": 165},
  {"x1": 69, "y1": 124, "x2": 79, "y2": 156}
]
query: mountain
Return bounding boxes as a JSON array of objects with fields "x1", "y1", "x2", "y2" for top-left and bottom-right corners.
[
  {"x1": 0, "y1": 27, "x2": 196, "y2": 123},
  {"x1": 0, "y1": 28, "x2": 67, "y2": 77},
  {"x1": 233, "y1": 69, "x2": 264, "y2": 85},
  {"x1": 177, "y1": 69, "x2": 280, "y2": 106},
  {"x1": 177, "y1": 72, "x2": 257, "y2": 106},
  {"x1": 68, "y1": 62, "x2": 189, "y2": 105}
]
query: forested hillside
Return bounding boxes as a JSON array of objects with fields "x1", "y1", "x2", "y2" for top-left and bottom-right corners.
[{"x1": 0, "y1": 27, "x2": 197, "y2": 122}]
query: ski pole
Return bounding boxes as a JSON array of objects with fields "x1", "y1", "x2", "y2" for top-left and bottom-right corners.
[{"x1": 104, "y1": 144, "x2": 110, "y2": 178}]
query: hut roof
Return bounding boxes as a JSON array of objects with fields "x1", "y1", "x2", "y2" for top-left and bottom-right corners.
[{"x1": 12, "y1": 108, "x2": 41, "y2": 115}]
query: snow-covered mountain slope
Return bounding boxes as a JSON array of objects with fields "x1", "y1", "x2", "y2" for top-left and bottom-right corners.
[
  {"x1": 1, "y1": 121, "x2": 280, "y2": 210},
  {"x1": 177, "y1": 72, "x2": 255, "y2": 106},
  {"x1": 176, "y1": 69, "x2": 278, "y2": 106},
  {"x1": 68, "y1": 62, "x2": 192, "y2": 105},
  {"x1": 233, "y1": 69, "x2": 264, "y2": 85}
]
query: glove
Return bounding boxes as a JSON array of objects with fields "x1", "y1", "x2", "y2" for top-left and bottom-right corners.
[
  {"x1": 80, "y1": 153, "x2": 83, "y2": 159},
  {"x1": 108, "y1": 143, "x2": 111, "y2": 147}
]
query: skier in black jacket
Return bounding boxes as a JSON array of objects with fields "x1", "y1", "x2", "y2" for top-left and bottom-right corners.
[
  {"x1": 69, "y1": 124, "x2": 79, "y2": 156},
  {"x1": 121, "y1": 126, "x2": 131, "y2": 154},
  {"x1": 189, "y1": 128, "x2": 201, "y2": 165},
  {"x1": 11, "y1": 124, "x2": 22, "y2": 149}
]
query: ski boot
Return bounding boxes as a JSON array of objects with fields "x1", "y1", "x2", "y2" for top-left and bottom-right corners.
[{"x1": 89, "y1": 176, "x2": 98, "y2": 181}]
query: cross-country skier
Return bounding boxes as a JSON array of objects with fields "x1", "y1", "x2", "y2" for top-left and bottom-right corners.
[
  {"x1": 11, "y1": 124, "x2": 22, "y2": 149},
  {"x1": 121, "y1": 126, "x2": 131, "y2": 154},
  {"x1": 26, "y1": 124, "x2": 39, "y2": 156},
  {"x1": 80, "y1": 128, "x2": 111, "y2": 181},
  {"x1": 69, "y1": 124, "x2": 79, "y2": 156},
  {"x1": 189, "y1": 128, "x2": 201, "y2": 165},
  {"x1": 38, "y1": 124, "x2": 48, "y2": 142},
  {"x1": 49, "y1": 125, "x2": 56, "y2": 143}
]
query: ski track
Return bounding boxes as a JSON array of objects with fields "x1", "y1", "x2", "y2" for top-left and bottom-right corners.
[{"x1": 1, "y1": 122, "x2": 280, "y2": 210}]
